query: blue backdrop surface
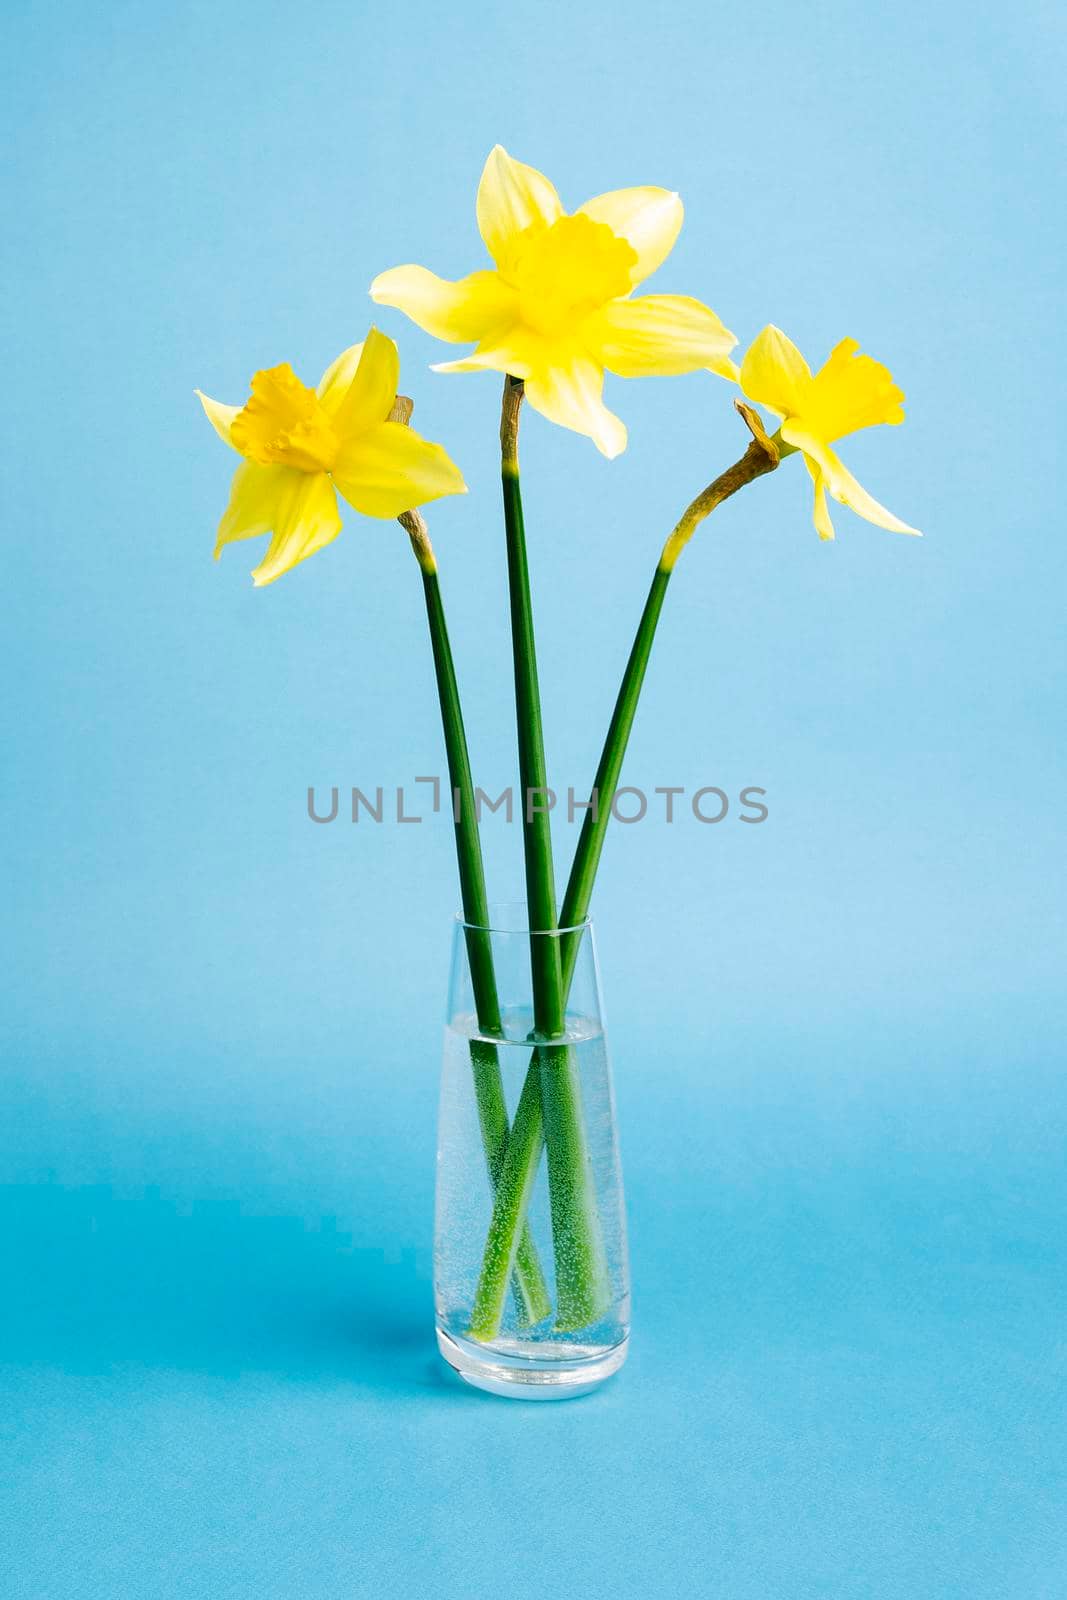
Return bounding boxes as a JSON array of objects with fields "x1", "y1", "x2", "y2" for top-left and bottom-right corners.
[{"x1": 2, "y1": 1, "x2": 1065, "y2": 1595}]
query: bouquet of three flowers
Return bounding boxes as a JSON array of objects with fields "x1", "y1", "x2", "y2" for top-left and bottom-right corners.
[{"x1": 198, "y1": 147, "x2": 918, "y2": 1397}]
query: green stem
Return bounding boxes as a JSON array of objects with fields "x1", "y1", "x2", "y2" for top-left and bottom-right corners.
[
  {"x1": 558, "y1": 566, "x2": 671, "y2": 995},
  {"x1": 407, "y1": 511, "x2": 550, "y2": 1327},
  {"x1": 469, "y1": 405, "x2": 781, "y2": 1338},
  {"x1": 561, "y1": 412, "x2": 782, "y2": 970},
  {"x1": 500, "y1": 448, "x2": 563, "y2": 1031},
  {"x1": 418, "y1": 561, "x2": 500, "y2": 1019},
  {"x1": 470, "y1": 377, "x2": 610, "y2": 1337}
]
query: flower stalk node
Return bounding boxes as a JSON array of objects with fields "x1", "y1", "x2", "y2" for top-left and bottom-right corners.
[
  {"x1": 734, "y1": 398, "x2": 780, "y2": 464},
  {"x1": 500, "y1": 376, "x2": 524, "y2": 475},
  {"x1": 658, "y1": 400, "x2": 782, "y2": 572},
  {"x1": 399, "y1": 507, "x2": 436, "y2": 575}
]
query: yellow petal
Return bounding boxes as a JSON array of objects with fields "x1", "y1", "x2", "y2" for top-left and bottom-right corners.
[
  {"x1": 197, "y1": 390, "x2": 241, "y2": 450},
  {"x1": 214, "y1": 462, "x2": 343, "y2": 584},
  {"x1": 476, "y1": 145, "x2": 563, "y2": 271},
  {"x1": 739, "y1": 326, "x2": 813, "y2": 419},
  {"x1": 591, "y1": 294, "x2": 738, "y2": 379},
  {"x1": 326, "y1": 327, "x2": 399, "y2": 436},
  {"x1": 370, "y1": 264, "x2": 518, "y2": 345},
  {"x1": 811, "y1": 472, "x2": 836, "y2": 542},
  {"x1": 215, "y1": 461, "x2": 293, "y2": 551},
  {"x1": 576, "y1": 188, "x2": 683, "y2": 286},
  {"x1": 782, "y1": 424, "x2": 921, "y2": 537},
  {"x1": 432, "y1": 348, "x2": 516, "y2": 375},
  {"x1": 333, "y1": 422, "x2": 467, "y2": 518},
  {"x1": 316, "y1": 343, "x2": 365, "y2": 412},
  {"x1": 805, "y1": 338, "x2": 906, "y2": 441},
  {"x1": 432, "y1": 324, "x2": 543, "y2": 379},
  {"x1": 251, "y1": 471, "x2": 344, "y2": 587},
  {"x1": 524, "y1": 355, "x2": 627, "y2": 458}
]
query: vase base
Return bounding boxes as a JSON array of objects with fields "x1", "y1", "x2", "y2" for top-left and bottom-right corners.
[{"x1": 436, "y1": 1327, "x2": 628, "y2": 1400}]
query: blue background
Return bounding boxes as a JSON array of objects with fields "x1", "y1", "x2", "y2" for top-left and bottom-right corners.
[{"x1": 3, "y1": 0, "x2": 1065, "y2": 1593}]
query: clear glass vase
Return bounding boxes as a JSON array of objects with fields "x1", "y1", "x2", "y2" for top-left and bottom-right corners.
[{"x1": 435, "y1": 905, "x2": 630, "y2": 1399}]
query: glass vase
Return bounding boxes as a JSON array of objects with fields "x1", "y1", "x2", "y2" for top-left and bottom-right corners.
[{"x1": 434, "y1": 905, "x2": 630, "y2": 1399}]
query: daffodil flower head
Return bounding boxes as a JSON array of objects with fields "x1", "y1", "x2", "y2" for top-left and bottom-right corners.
[
  {"x1": 740, "y1": 325, "x2": 920, "y2": 542},
  {"x1": 370, "y1": 146, "x2": 739, "y2": 459},
  {"x1": 196, "y1": 328, "x2": 466, "y2": 586}
]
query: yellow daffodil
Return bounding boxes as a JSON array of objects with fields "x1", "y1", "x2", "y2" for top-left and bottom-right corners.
[
  {"x1": 740, "y1": 325, "x2": 920, "y2": 542},
  {"x1": 196, "y1": 328, "x2": 466, "y2": 585},
  {"x1": 370, "y1": 145, "x2": 738, "y2": 459}
]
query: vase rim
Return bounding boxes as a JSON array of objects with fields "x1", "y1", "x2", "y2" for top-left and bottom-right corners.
[{"x1": 455, "y1": 899, "x2": 593, "y2": 938}]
